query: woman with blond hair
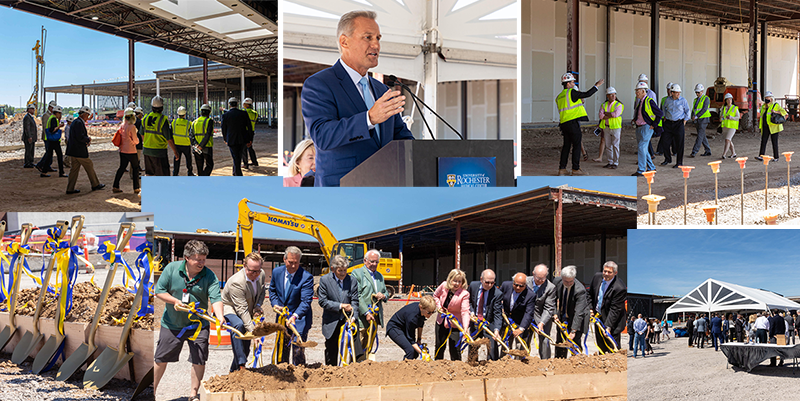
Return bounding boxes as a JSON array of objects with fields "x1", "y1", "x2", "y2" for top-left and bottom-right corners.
[
  {"x1": 283, "y1": 139, "x2": 315, "y2": 187},
  {"x1": 432, "y1": 269, "x2": 470, "y2": 361}
]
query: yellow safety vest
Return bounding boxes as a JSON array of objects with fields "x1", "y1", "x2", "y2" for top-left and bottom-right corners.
[
  {"x1": 555, "y1": 88, "x2": 588, "y2": 124},
  {"x1": 245, "y1": 108, "x2": 258, "y2": 131},
  {"x1": 599, "y1": 100, "x2": 623, "y2": 129},
  {"x1": 638, "y1": 97, "x2": 657, "y2": 125},
  {"x1": 658, "y1": 97, "x2": 668, "y2": 128},
  {"x1": 46, "y1": 114, "x2": 60, "y2": 141},
  {"x1": 142, "y1": 112, "x2": 168, "y2": 149},
  {"x1": 694, "y1": 95, "x2": 711, "y2": 119},
  {"x1": 720, "y1": 105, "x2": 739, "y2": 130},
  {"x1": 172, "y1": 118, "x2": 190, "y2": 146},
  {"x1": 759, "y1": 102, "x2": 785, "y2": 134},
  {"x1": 192, "y1": 116, "x2": 213, "y2": 147}
]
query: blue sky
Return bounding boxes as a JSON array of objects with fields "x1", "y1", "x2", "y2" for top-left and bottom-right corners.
[
  {"x1": 0, "y1": 7, "x2": 187, "y2": 108},
  {"x1": 629, "y1": 229, "x2": 800, "y2": 297},
  {"x1": 144, "y1": 176, "x2": 635, "y2": 240}
]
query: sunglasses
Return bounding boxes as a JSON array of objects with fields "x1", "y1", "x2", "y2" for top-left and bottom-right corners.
[{"x1": 513, "y1": 283, "x2": 525, "y2": 288}]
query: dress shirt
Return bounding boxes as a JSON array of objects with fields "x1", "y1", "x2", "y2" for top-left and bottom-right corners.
[
  {"x1": 662, "y1": 96, "x2": 691, "y2": 121},
  {"x1": 755, "y1": 316, "x2": 770, "y2": 330},
  {"x1": 340, "y1": 59, "x2": 377, "y2": 129},
  {"x1": 598, "y1": 101, "x2": 623, "y2": 120},
  {"x1": 247, "y1": 278, "x2": 258, "y2": 299},
  {"x1": 633, "y1": 318, "x2": 647, "y2": 334},
  {"x1": 511, "y1": 291, "x2": 519, "y2": 310},
  {"x1": 635, "y1": 98, "x2": 647, "y2": 126}
]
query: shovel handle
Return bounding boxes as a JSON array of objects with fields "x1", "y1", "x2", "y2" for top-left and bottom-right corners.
[
  {"x1": 116, "y1": 272, "x2": 147, "y2": 358},
  {"x1": 33, "y1": 221, "x2": 69, "y2": 331},
  {"x1": 0, "y1": 221, "x2": 5, "y2": 239},
  {"x1": 172, "y1": 303, "x2": 248, "y2": 338},
  {"x1": 438, "y1": 309, "x2": 473, "y2": 343},
  {"x1": 471, "y1": 316, "x2": 509, "y2": 351},
  {"x1": 68, "y1": 215, "x2": 85, "y2": 247},
  {"x1": 9, "y1": 224, "x2": 34, "y2": 327}
]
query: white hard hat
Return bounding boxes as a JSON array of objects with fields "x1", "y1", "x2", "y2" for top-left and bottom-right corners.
[
  {"x1": 48, "y1": 100, "x2": 57, "y2": 108},
  {"x1": 26, "y1": 103, "x2": 35, "y2": 110},
  {"x1": 694, "y1": 84, "x2": 704, "y2": 92},
  {"x1": 765, "y1": 91, "x2": 774, "y2": 98},
  {"x1": 79, "y1": 105, "x2": 92, "y2": 115},
  {"x1": 606, "y1": 87, "x2": 617, "y2": 94},
  {"x1": 671, "y1": 84, "x2": 682, "y2": 92},
  {"x1": 243, "y1": 97, "x2": 253, "y2": 105},
  {"x1": 66, "y1": 114, "x2": 74, "y2": 122},
  {"x1": 177, "y1": 106, "x2": 187, "y2": 115},
  {"x1": 724, "y1": 93, "x2": 733, "y2": 100},
  {"x1": 561, "y1": 73, "x2": 576, "y2": 83},
  {"x1": 228, "y1": 97, "x2": 239, "y2": 105},
  {"x1": 636, "y1": 81, "x2": 649, "y2": 90},
  {"x1": 127, "y1": 102, "x2": 137, "y2": 109},
  {"x1": 52, "y1": 105, "x2": 63, "y2": 113},
  {"x1": 666, "y1": 82, "x2": 674, "y2": 90},
  {"x1": 151, "y1": 95, "x2": 164, "y2": 108},
  {"x1": 638, "y1": 73, "x2": 649, "y2": 82},
  {"x1": 134, "y1": 106, "x2": 143, "y2": 114},
  {"x1": 124, "y1": 107, "x2": 135, "y2": 117},
  {"x1": 200, "y1": 104, "x2": 211, "y2": 111}
]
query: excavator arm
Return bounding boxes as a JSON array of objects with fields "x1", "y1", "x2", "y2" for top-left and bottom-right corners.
[{"x1": 236, "y1": 198, "x2": 339, "y2": 265}]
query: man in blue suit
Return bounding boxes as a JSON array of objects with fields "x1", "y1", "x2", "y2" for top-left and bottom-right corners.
[
  {"x1": 710, "y1": 313, "x2": 723, "y2": 351},
  {"x1": 269, "y1": 246, "x2": 314, "y2": 365},
  {"x1": 301, "y1": 10, "x2": 414, "y2": 186},
  {"x1": 500, "y1": 273, "x2": 537, "y2": 351}
]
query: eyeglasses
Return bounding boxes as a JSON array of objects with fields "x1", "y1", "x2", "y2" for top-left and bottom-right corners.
[
  {"x1": 245, "y1": 268, "x2": 261, "y2": 274},
  {"x1": 483, "y1": 281, "x2": 495, "y2": 285},
  {"x1": 513, "y1": 283, "x2": 525, "y2": 288}
]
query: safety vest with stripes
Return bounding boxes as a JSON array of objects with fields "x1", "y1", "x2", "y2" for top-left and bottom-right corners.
[
  {"x1": 759, "y1": 102, "x2": 785, "y2": 134},
  {"x1": 142, "y1": 112, "x2": 168, "y2": 150},
  {"x1": 192, "y1": 116, "x2": 213, "y2": 147},
  {"x1": 599, "y1": 100, "x2": 624, "y2": 129},
  {"x1": 720, "y1": 105, "x2": 739, "y2": 130},
  {"x1": 172, "y1": 118, "x2": 190, "y2": 146},
  {"x1": 46, "y1": 114, "x2": 61, "y2": 141},
  {"x1": 694, "y1": 95, "x2": 711, "y2": 119},
  {"x1": 245, "y1": 108, "x2": 258, "y2": 131},
  {"x1": 556, "y1": 88, "x2": 588, "y2": 124}
]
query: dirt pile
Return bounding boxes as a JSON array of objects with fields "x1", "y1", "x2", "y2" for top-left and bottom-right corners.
[
  {"x1": 251, "y1": 321, "x2": 286, "y2": 337},
  {"x1": 12, "y1": 283, "x2": 154, "y2": 330},
  {"x1": 205, "y1": 352, "x2": 626, "y2": 392}
]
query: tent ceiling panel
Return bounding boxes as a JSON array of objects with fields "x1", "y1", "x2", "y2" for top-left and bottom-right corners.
[{"x1": 665, "y1": 278, "x2": 800, "y2": 315}]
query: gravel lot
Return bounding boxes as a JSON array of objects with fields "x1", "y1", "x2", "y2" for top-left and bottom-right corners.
[
  {"x1": 154, "y1": 295, "x2": 613, "y2": 401},
  {"x1": 628, "y1": 334, "x2": 798, "y2": 400}
]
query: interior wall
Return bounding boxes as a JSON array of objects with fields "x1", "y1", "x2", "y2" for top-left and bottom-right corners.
[{"x1": 523, "y1": 0, "x2": 800, "y2": 123}]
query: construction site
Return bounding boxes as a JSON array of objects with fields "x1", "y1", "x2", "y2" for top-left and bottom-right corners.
[
  {"x1": 0, "y1": 213, "x2": 155, "y2": 400},
  {"x1": 144, "y1": 181, "x2": 634, "y2": 400},
  {"x1": 0, "y1": 0, "x2": 278, "y2": 211}
]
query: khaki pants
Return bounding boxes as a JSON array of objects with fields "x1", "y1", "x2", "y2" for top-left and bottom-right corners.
[{"x1": 67, "y1": 156, "x2": 100, "y2": 191}]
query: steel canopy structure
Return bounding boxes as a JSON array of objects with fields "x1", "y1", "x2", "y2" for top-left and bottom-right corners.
[
  {"x1": 0, "y1": 0, "x2": 278, "y2": 75},
  {"x1": 665, "y1": 278, "x2": 800, "y2": 315}
]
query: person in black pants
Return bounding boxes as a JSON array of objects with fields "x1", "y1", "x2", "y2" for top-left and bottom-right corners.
[
  {"x1": 221, "y1": 97, "x2": 254, "y2": 176},
  {"x1": 686, "y1": 316, "x2": 694, "y2": 347},
  {"x1": 627, "y1": 316, "x2": 636, "y2": 351},
  {"x1": 386, "y1": 296, "x2": 435, "y2": 360},
  {"x1": 35, "y1": 106, "x2": 66, "y2": 178},
  {"x1": 555, "y1": 74, "x2": 605, "y2": 176},
  {"x1": 757, "y1": 91, "x2": 788, "y2": 162}
]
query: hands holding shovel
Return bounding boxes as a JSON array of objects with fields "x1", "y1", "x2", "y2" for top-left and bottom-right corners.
[
  {"x1": 501, "y1": 312, "x2": 531, "y2": 357},
  {"x1": 174, "y1": 303, "x2": 257, "y2": 341}
]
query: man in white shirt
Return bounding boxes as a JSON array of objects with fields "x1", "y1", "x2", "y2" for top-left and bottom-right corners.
[{"x1": 754, "y1": 312, "x2": 770, "y2": 344}]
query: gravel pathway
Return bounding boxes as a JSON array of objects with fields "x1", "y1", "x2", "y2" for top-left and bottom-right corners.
[{"x1": 628, "y1": 335, "x2": 798, "y2": 400}]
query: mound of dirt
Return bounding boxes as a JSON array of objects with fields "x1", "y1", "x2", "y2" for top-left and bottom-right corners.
[
  {"x1": 205, "y1": 352, "x2": 626, "y2": 393},
  {"x1": 12, "y1": 283, "x2": 154, "y2": 330}
]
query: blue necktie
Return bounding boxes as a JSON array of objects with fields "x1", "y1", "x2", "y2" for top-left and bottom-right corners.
[
  {"x1": 597, "y1": 281, "x2": 608, "y2": 310},
  {"x1": 359, "y1": 76, "x2": 380, "y2": 145},
  {"x1": 284, "y1": 273, "x2": 293, "y2": 304}
]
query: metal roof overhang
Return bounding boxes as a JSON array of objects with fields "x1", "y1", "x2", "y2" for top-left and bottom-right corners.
[
  {"x1": 345, "y1": 186, "x2": 637, "y2": 259},
  {"x1": 591, "y1": 0, "x2": 800, "y2": 36},
  {"x1": 0, "y1": 0, "x2": 279, "y2": 74}
]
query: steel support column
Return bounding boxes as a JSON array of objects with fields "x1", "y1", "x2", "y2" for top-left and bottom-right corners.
[
  {"x1": 267, "y1": 75, "x2": 273, "y2": 126},
  {"x1": 718, "y1": 25, "x2": 723, "y2": 78},
  {"x1": 650, "y1": 0, "x2": 659, "y2": 96},
  {"x1": 455, "y1": 221, "x2": 461, "y2": 270},
  {"x1": 128, "y1": 39, "x2": 135, "y2": 104},
  {"x1": 399, "y1": 235, "x2": 404, "y2": 293},
  {"x1": 195, "y1": 84, "x2": 199, "y2": 116},
  {"x1": 600, "y1": 232, "x2": 607, "y2": 265},
  {"x1": 156, "y1": 78, "x2": 160, "y2": 97},
  {"x1": 760, "y1": 21, "x2": 767, "y2": 98},
  {"x1": 567, "y1": 0, "x2": 579, "y2": 75},
  {"x1": 554, "y1": 189, "x2": 563, "y2": 273},
  {"x1": 750, "y1": 0, "x2": 759, "y2": 132},
  {"x1": 241, "y1": 68, "x2": 245, "y2": 102},
  {"x1": 525, "y1": 243, "x2": 531, "y2": 276},
  {"x1": 81, "y1": 85, "x2": 84, "y2": 107},
  {"x1": 203, "y1": 58, "x2": 209, "y2": 104},
  {"x1": 606, "y1": 4, "x2": 611, "y2": 83}
]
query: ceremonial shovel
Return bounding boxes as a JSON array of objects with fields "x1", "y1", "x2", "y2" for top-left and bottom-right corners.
[{"x1": 0, "y1": 224, "x2": 34, "y2": 352}]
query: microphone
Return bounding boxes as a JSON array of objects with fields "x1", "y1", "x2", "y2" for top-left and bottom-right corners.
[{"x1": 385, "y1": 75, "x2": 464, "y2": 140}]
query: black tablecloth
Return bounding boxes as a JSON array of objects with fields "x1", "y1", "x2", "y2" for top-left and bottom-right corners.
[{"x1": 720, "y1": 343, "x2": 800, "y2": 372}]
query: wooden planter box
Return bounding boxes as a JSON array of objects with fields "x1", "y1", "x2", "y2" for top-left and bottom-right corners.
[
  {"x1": 0, "y1": 312, "x2": 153, "y2": 383},
  {"x1": 198, "y1": 371, "x2": 627, "y2": 401}
]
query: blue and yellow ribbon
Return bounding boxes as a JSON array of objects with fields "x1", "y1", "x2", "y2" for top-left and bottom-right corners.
[
  {"x1": 133, "y1": 241, "x2": 155, "y2": 317},
  {"x1": 591, "y1": 313, "x2": 619, "y2": 352},
  {"x1": 272, "y1": 306, "x2": 291, "y2": 364},
  {"x1": 365, "y1": 303, "x2": 381, "y2": 355},
  {"x1": 176, "y1": 302, "x2": 204, "y2": 341},
  {"x1": 337, "y1": 316, "x2": 358, "y2": 366},
  {"x1": 2, "y1": 243, "x2": 31, "y2": 309}
]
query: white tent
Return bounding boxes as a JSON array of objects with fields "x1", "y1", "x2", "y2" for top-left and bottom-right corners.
[{"x1": 665, "y1": 279, "x2": 800, "y2": 316}]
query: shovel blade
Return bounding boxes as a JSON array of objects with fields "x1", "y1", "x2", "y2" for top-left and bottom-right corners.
[
  {"x1": 0, "y1": 326, "x2": 16, "y2": 352},
  {"x1": 11, "y1": 331, "x2": 42, "y2": 365},
  {"x1": 84, "y1": 346, "x2": 134, "y2": 390},
  {"x1": 130, "y1": 367, "x2": 154, "y2": 400},
  {"x1": 56, "y1": 343, "x2": 94, "y2": 382},
  {"x1": 31, "y1": 336, "x2": 62, "y2": 374}
]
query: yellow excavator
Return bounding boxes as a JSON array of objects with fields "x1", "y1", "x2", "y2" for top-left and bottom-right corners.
[{"x1": 235, "y1": 198, "x2": 402, "y2": 297}]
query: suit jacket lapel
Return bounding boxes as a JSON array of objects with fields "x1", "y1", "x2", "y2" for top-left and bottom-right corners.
[{"x1": 334, "y1": 61, "x2": 369, "y2": 116}]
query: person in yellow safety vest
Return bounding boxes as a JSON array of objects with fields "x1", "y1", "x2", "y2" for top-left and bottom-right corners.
[
  {"x1": 631, "y1": 82, "x2": 664, "y2": 177},
  {"x1": 241, "y1": 97, "x2": 259, "y2": 169},
  {"x1": 191, "y1": 103, "x2": 215, "y2": 176},
  {"x1": 690, "y1": 84, "x2": 712, "y2": 157},
  {"x1": 655, "y1": 82, "x2": 673, "y2": 158},
  {"x1": 555, "y1": 73, "x2": 604, "y2": 176},
  {"x1": 659, "y1": 84, "x2": 691, "y2": 169},
  {"x1": 598, "y1": 87, "x2": 624, "y2": 169},
  {"x1": 171, "y1": 106, "x2": 194, "y2": 176},
  {"x1": 719, "y1": 93, "x2": 740, "y2": 159},
  {"x1": 35, "y1": 104, "x2": 66, "y2": 178},
  {"x1": 756, "y1": 91, "x2": 788, "y2": 162},
  {"x1": 142, "y1": 95, "x2": 178, "y2": 176}
]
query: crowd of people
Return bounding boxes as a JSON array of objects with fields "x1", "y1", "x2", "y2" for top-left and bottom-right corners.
[
  {"x1": 19, "y1": 96, "x2": 263, "y2": 193},
  {"x1": 555, "y1": 72, "x2": 791, "y2": 177},
  {"x1": 151, "y1": 240, "x2": 627, "y2": 400}
]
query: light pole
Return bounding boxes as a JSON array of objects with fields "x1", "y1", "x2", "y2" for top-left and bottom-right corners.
[
  {"x1": 736, "y1": 157, "x2": 748, "y2": 225},
  {"x1": 782, "y1": 151, "x2": 793, "y2": 215},
  {"x1": 680, "y1": 166, "x2": 695, "y2": 225},
  {"x1": 708, "y1": 161, "x2": 722, "y2": 225},
  {"x1": 761, "y1": 155, "x2": 773, "y2": 210}
]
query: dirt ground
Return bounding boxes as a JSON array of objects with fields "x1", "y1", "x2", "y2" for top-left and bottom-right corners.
[
  {"x1": 204, "y1": 352, "x2": 626, "y2": 392},
  {"x1": 628, "y1": 332, "x2": 798, "y2": 400},
  {"x1": 0, "y1": 121, "x2": 277, "y2": 212}
]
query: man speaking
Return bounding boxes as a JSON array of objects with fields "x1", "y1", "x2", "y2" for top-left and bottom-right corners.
[{"x1": 301, "y1": 10, "x2": 414, "y2": 187}]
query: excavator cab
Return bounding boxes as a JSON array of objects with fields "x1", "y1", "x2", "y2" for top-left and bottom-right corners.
[{"x1": 331, "y1": 242, "x2": 366, "y2": 269}]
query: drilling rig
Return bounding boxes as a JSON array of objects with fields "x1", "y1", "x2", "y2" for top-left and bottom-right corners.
[{"x1": 28, "y1": 26, "x2": 46, "y2": 114}]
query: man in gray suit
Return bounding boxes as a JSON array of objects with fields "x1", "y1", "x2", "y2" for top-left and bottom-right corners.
[
  {"x1": 351, "y1": 249, "x2": 389, "y2": 360},
  {"x1": 527, "y1": 263, "x2": 556, "y2": 359},
  {"x1": 318, "y1": 255, "x2": 361, "y2": 366},
  {"x1": 222, "y1": 252, "x2": 266, "y2": 371},
  {"x1": 22, "y1": 104, "x2": 38, "y2": 168},
  {"x1": 553, "y1": 265, "x2": 589, "y2": 358}
]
